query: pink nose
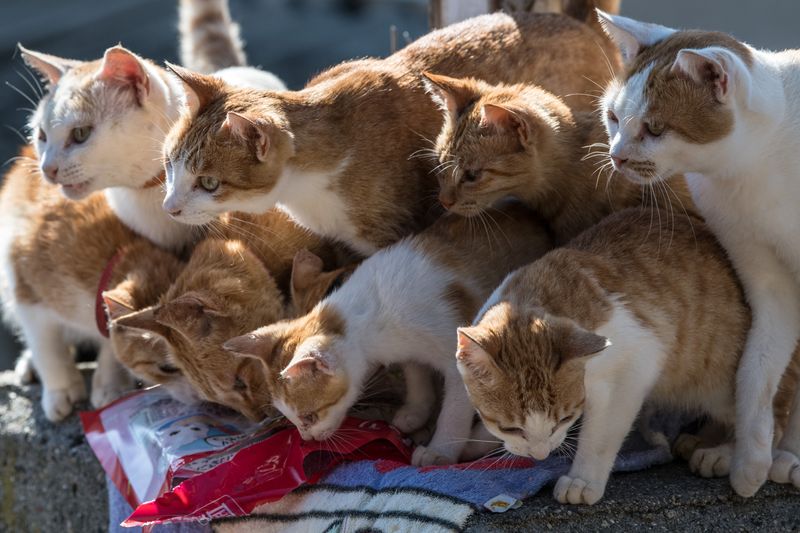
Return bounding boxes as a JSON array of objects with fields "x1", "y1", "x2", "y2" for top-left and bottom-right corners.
[
  {"x1": 42, "y1": 165, "x2": 59, "y2": 182},
  {"x1": 611, "y1": 156, "x2": 628, "y2": 168},
  {"x1": 439, "y1": 194, "x2": 454, "y2": 210}
]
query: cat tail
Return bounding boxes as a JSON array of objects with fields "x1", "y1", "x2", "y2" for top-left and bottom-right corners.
[{"x1": 178, "y1": 0, "x2": 246, "y2": 74}]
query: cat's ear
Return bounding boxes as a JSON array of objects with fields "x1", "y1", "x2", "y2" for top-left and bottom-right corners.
[
  {"x1": 671, "y1": 47, "x2": 753, "y2": 107},
  {"x1": 220, "y1": 111, "x2": 274, "y2": 162},
  {"x1": 422, "y1": 72, "x2": 477, "y2": 118},
  {"x1": 223, "y1": 329, "x2": 277, "y2": 366},
  {"x1": 480, "y1": 104, "x2": 536, "y2": 146},
  {"x1": 596, "y1": 11, "x2": 675, "y2": 64},
  {"x1": 18, "y1": 44, "x2": 80, "y2": 86},
  {"x1": 114, "y1": 306, "x2": 173, "y2": 341},
  {"x1": 102, "y1": 289, "x2": 136, "y2": 320},
  {"x1": 155, "y1": 292, "x2": 226, "y2": 339},
  {"x1": 556, "y1": 322, "x2": 610, "y2": 362},
  {"x1": 97, "y1": 45, "x2": 150, "y2": 105},
  {"x1": 281, "y1": 352, "x2": 336, "y2": 380},
  {"x1": 455, "y1": 327, "x2": 499, "y2": 379},
  {"x1": 291, "y1": 249, "x2": 325, "y2": 292},
  {"x1": 165, "y1": 62, "x2": 220, "y2": 114}
]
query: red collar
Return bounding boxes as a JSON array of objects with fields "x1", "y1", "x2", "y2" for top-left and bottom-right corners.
[
  {"x1": 141, "y1": 170, "x2": 166, "y2": 189},
  {"x1": 95, "y1": 249, "x2": 126, "y2": 338}
]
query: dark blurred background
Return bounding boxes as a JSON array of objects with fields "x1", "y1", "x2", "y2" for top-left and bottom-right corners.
[{"x1": 1, "y1": 0, "x2": 800, "y2": 370}]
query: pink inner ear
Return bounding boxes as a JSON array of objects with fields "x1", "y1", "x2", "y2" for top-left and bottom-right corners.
[
  {"x1": 281, "y1": 358, "x2": 318, "y2": 379},
  {"x1": 102, "y1": 293, "x2": 134, "y2": 320},
  {"x1": 480, "y1": 104, "x2": 516, "y2": 130},
  {"x1": 221, "y1": 111, "x2": 254, "y2": 139},
  {"x1": 98, "y1": 47, "x2": 149, "y2": 102}
]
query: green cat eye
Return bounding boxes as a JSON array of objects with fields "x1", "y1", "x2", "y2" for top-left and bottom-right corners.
[
  {"x1": 71, "y1": 125, "x2": 93, "y2": 144},
  {"x1": 198, "y1": 175, "x2": 220, "y2": 192}
]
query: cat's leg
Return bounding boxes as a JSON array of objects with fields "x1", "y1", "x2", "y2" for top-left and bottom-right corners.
[
  {"x1": 412, "y1": 367, "x2": 474, "y2": 466},
  {"x1": 554, "y1": 338, "x2": 662, "y2": 505},
  {"x1": 16, "y1": 304, "x2": 85, "y2": 421},
  {"x1": 674, "y1": 420, "x2": 729, "y2": 462},
  {"x1": 392, "y1": 363, "x2": 436, "y2": 434},
  {"x1": 770, "y1": 388, "x2": 800, "y2": 488},
  {"x1": 725, "y1": 246, "x2": 800, "y2": 497},
  {"x1": 91, "y1": 340, "x2": 136, "y2": 408},
  {"x1": 690, "y1": 441, "x2": 734, "y2": 478},
  {"x1": 14, "y1": 349, "x2": 38, "y2": 384}
]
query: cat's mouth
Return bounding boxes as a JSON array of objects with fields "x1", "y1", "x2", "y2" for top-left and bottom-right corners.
[{"x1": 60, "y1": 179, "x2": 92, "y2": 199}]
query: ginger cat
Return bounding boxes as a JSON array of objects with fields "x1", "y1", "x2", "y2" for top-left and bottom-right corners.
[
  {"x1": 223, "y1": 202, "x2": 552, "y2": 465},
  {"x1": 112, "y1": 240, "x2": 352, "y2": 421},
  {"x1": 457, "y1": 208, "x2": 800, "y2": 505},
  {"x1": 160, "y1": 8, "x2": 620, "y2": 254},
  {"x1": 19, "y1": 0, "x2": 285, "y2": 251},
  {"x1": 0, "y1": 148, "x2": 182, "y2": 420},
  {"x1": 422, "y1": 73, "x2": 696, "y2": 244},
  {"x1": 597, "y1": 11, "x2": 800, "y2": 497}
]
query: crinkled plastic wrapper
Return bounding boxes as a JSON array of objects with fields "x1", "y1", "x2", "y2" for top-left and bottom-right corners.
[{"x1": 80, "y1": 388, "x2": 412, "y2": 527}]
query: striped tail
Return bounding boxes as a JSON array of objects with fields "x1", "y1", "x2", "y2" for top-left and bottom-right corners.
[{"x1": 178, "y1": 0, "x2": 246, "y2": 74}]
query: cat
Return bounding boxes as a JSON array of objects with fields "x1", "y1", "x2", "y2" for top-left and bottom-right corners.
[
  {"x1": 222, "y1": 202, "x2": 552, "y2": 465},
  {"x1": 0, "y1": 149, "x2": 183, "y2": 420},
  {"x1": 457, "y1": 208, "x2": 800, "y2": 505},
  {"x1": 19, "y1": 0, "x2": 286, "y2": 251},
  {"x1": 596, "y1": 10, "x2": 800, "y2": 498},
  {"x1": 160, "y1": 7, "x2": 621, "y2": 255},
  {"x1": 422, "y1": 72, "x2": 696, "y2": 244},
  {"x1": 111, "y1": 238, "x2": 351, "y2": 421}
]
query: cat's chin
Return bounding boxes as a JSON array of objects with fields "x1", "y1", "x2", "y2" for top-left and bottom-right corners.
[{"x1": 59, "y1": 180, "x2": 94, "y2": 200}]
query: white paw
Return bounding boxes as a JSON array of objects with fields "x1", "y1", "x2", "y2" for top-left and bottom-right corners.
[
  {"x1": 730, "y1": 448, "x2": 771, "y2": 498},
  {"x1": 553, "y1": 474, "x2": 605, "y2": 505},
  {"x1": 412, "y1": 445, "x2": 458, "y2": 466},
  {"x1": 690, "y1": 443, "x2": 732, "y2": 478},
  {"x1": 91, "y1": 371, "x2": 136, "y2": 408},
  {"x1": 14, "y1": 350, "x2": 37, "y2": 384},
  {"x1": 41, "y1": 380, "x2": 87, "y2": 422},
  {"x1": 769, "y1": 449, "x2": 800, "y2": 488},
  {"x1": 391, "y1": 403, "x2": 430, "y2": 434},
  {"x1": 673, "y1": 433, "x2": 701, "y2": 462}
]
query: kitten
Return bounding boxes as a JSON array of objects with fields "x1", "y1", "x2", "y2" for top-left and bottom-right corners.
[
  {"x1": 112, "y1": 240, "x2": 349, "y2": 421},
  {"x1": 597, "y1": 11, "x2": 800, "y2": 497},
  {"x1": 423, "y1": 73, "x2": 696, "y2": 244},
  {"x1": 160, "y1": 9, "x2": 620, "y2": 255},
  {"x1": 457, "y1": 208, "x2": 800, "y2": 505},
  {"x1": 20, "y1": 0, "x2": 285, "y2": 251},
  {"x1": 0, "y1": 149, "x2": 182, "y2": 420},
  {"x1": 223, "y1": 202, "x2": 552, "y2": 465}
]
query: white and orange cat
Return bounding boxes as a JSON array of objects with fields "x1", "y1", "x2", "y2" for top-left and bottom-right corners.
[
  {"x1": 223, "y1": 202, "x2": 551, "y2": 465},
  {"x1": 458, "y1": 208, "x2": 800, "y2": 505},
  {"x1": 20, "y1": 0, "x2": 285, "y2": 251},
  {"x1": 598, "y1": 10, "x2": 800, "y2": 497},
  {"x1": 160, "y1": 6, "x2": 620, "y2": 254}
]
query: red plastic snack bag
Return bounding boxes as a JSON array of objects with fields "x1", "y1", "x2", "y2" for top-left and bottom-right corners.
[{"x1": 81, "y1": 388, "x2": 411, "y2": 527}]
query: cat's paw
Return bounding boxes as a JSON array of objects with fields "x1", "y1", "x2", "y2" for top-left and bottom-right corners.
[
  {"x1": 91, "y1": 371, "x2": 136, "y2": 408},
  {"x1": 14, "y1": 350, "x2": 37, "y2": 385},
  {"x1": 41, "y1": 380, "x2": 87, "y2": 422},
  {"x1": 689, "y1": 443, "x2": 733, "y2": 478},
  {"x1": 553, "y1": 474, "x2": 605, "y2": 505},
  {"x1": 730, "y1": 448, "x2": 771, "y2": 497},
  {"x1": 391, "y1": 403, "x2": 430, "y2": 434},
  {"x1": 412, "y1": 445, "x2": 458, "y2": 467},
  {"x1": 673, "y1": 433, "x2": 702, "y2": 462},
  {"x1": 769, "y1": 449, "x2": 800, "y2": 488}
]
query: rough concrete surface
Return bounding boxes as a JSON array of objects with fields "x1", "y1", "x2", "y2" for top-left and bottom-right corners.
[{"x1": 1, "y1": 369, "x2": 799, "y2": 532}]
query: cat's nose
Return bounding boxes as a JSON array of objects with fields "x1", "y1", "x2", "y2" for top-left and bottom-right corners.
[
  {"x1": 439, "y1": 193, "x2": 455, "y2": 210},
  {"x1": 42, "y1": 164, "x2": 59, "y2": 182},
  {"x1": 611, "y1": 156, "x2": 628, "y2": 169}
]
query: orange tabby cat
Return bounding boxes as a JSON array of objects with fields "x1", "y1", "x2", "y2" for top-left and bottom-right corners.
[
  {"x1": 423, "y1": 74, "x2": 696, "y2": 244},
  {"x1": 458, "y1": 208, "x2": 800, "y2": 504},
  {"x1": 160, "y1": 7, "x2": 621, "y2": 254},
  {"x1": 0, "y1": 147, "x2": 183, "y2": 420}
]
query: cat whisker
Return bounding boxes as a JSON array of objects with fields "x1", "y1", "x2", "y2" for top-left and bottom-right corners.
[{"x1": 5, "y1": 81, "x2": 39, "y2": 109}]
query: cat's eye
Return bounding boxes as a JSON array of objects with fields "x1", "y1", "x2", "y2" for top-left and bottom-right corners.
[
  {"x1": 71, "y1": 126, "x2": 93, "y2": 144},
  {"x1": 38, "y1": 129, "x2": 47, "y2": 143},
  {"x1": 300, "y1": 413, "x2": 318, "y2": 426},
  {"x1": 158, "y1": 363, "x2": 180, "y2": 375},
  {"x1": 198, "y1": 175, "x2": 220, "y2": 192},
  {"x1": 606, "y1": 110, "x2": 619, "y2": 123},
  {"x1": 233, "y1": 376, "x2": 247, "y2": 392},
  {"x1": 499, "y1": 426, "x2": 524, "y2": 436},
  {"x1": 644, "y1": 121, "x2": 664, "y2": 138},
  {"x1": 462, "y1": 169, "x2": 480, "y2": 183}
]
